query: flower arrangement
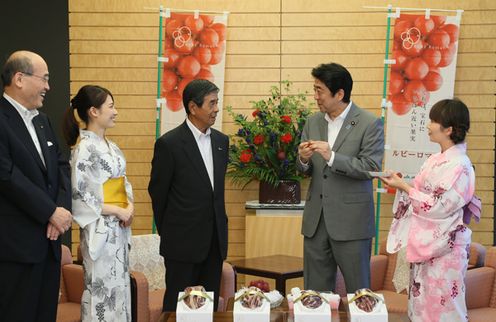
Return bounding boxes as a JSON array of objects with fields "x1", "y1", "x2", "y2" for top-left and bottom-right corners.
[{"x1": 227, "y1": 81, "x2": 313, "y2": 187}]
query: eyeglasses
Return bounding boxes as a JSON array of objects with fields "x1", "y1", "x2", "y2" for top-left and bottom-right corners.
[{"x1": 20, "y1": 72, "x2": 49, "y2": 83}]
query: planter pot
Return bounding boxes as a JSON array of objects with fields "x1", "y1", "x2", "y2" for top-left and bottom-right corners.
[{"x1": 259, "y1": 180, "x2": 301, "y2": 204}]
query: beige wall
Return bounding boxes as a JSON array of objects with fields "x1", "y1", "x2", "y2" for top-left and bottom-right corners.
[{"x1": 69, "y1": 0, "x2": 495, "y2": 258}]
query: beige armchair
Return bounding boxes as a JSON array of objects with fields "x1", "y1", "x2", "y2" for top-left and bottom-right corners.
[
  {"x1": 129, "y1": 234, "x2": 236, "y2": 322},
  {"x1": 466, "y1": 246, "x2": 496, "y2": 322},
  {"x1": 57, "y1": 244, "x2": 150, "y2": 322},
  {"x1": 468, "y1": 242, "x2": 486, "y2": 269},
  {"x1": 57, "y1": 245, "x2": 84, "y2": 322}
]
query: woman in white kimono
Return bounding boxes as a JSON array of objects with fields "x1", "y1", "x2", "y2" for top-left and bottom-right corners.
[
  {"x1": 63, "y1": 85, "x2": 134, "y2": 321},
  {"x1": 380, "y1": 99, "x2": 480, "y2": 322}
]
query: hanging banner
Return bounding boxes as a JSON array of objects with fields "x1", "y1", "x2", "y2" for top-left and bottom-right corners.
[
  {"x1": 160, "y1": 10, "x2": 228, "y2": 134},
  {"x1": 385, "y1": 13, "x2": 461, "y2": 179}
]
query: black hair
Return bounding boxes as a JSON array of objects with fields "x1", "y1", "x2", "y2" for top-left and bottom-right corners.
[
  {"x1": 182, "y1": 79, "x2": 219, "y2": 114},
  {"x1": 429, "y1": 98, "x2": 470, "y2": 144},
  {"x1": 62, "y1": 85, "x2": 113, "y2": 146},
  {"x1": 311, "y1": 62, "x2": 353, "y2": 103}
]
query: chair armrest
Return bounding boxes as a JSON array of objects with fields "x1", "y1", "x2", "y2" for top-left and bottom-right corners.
[
  {"x1": 370, "y1": 255, "x2": 388, "y2": 291},
  {"x1": 468, "y1": 242, "x2": 486, "y2": 269},
  {"x1": 465, "y1": 267, "x2": 494, "y2": 309},
  {"x1": 130, "y1": 270, "x2": 150, "y2": 322},
  {"x1": 62, "y1": 264, "x2": 85, "y2": 303},
  {"x1": 218, "y1": 262, "x2": 235, "y2": 311}
]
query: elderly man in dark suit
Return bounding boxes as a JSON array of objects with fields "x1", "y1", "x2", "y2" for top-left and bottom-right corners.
[
  {"x1": 0, "y1": 50, "x2": 72, "y2": 322},
  {"x1": 148, "y1": 79, "x2": 229, "y2": 312},
  {"x1": 298, "y1": 62, "x2": 384, "y2": 294}
]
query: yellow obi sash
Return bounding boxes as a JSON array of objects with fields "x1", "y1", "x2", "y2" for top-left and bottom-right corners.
[{"x1": 103, "y1": 177, "x2": 128, "y2": 209}]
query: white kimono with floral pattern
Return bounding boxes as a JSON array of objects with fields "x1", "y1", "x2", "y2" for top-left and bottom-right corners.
[
  {"x1": 387, "y1": 143, "x2": 475, "y2": 322},
  {"x1": 71, "y1": 130, "x2": 133, "y2": 322}
]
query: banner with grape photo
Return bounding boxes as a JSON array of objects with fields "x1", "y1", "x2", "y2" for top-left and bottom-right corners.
[
  {"x1": 384, "y1": 13, "x2": 460, "y2": 179},
  {"x1": 160, "y1": 11, "x2": 228, "y2": 134}
]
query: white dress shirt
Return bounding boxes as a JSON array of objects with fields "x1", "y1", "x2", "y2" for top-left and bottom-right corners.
[
  {"x1": 186, "y1": 118, "x2": 214, "y2": 189},
  {"x1": 3, "y1": 93, "x2": 45, "y2": 166},
  {"x1": 300, "y1": 101, "x2": 352, "y2": 169},
  {"x1": 325, "y1": 101, "x2": 352, "y2": 166}
]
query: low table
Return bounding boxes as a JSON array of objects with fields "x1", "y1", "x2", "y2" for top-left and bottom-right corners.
[{"x1": 228, "y1": 255, "x2": 303, "y2": 295}]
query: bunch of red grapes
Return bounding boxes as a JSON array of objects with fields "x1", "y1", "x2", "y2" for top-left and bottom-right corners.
[
  {"x1": 389, "y1": 14, "x2": 459, "y2": 116},
  {"x1": 248, "y1": 279, "x2": 270, "y2": 293},
  {"x1": 162, "y1": 13, "x2": 226, "y2": 111}
]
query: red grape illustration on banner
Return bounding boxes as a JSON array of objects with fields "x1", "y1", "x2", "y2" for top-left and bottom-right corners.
[
  {"x1": 388, "y1": 14, "x2": 459, "y2": 116},
  {"x1": 162, "y1": 13, "x2": 227, "y2": 111}
]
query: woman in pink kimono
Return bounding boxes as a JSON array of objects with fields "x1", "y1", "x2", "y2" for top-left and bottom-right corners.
[{"x1": 381, "y1": 99, "x2": 480, "y2": 322}]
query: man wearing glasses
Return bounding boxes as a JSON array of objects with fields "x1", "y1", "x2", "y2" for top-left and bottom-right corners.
[{"x1": 0, "y1": 50, "x2": 72, "y2": 322}]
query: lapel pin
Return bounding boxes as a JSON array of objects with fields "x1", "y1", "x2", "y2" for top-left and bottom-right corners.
[{"x1": 351, "y1": 121, "x2": 356, "y2": 126}]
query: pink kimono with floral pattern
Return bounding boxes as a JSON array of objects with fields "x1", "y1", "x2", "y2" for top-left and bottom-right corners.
[{"x1": 387, "y1": 143, "x2": 475, "y2": 322}]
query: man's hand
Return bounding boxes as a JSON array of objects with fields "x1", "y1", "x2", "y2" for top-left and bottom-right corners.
[
  {"x1": 308, "y1": 140, "x2": 332, "y2": 162},
  {"x1": 298, "y1": 141, "x2": 313, "y2": 164},
  {"x1": 48, "y1": 207, "x2": 72, "y2": 234},
  {"x1": 46, "y1": 223, "x2": 60, "y2": 240}
]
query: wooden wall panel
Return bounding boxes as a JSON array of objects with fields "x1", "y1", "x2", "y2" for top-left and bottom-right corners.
[{"x1": 69, "y1": 0, "x2": 495, "y2": 258}]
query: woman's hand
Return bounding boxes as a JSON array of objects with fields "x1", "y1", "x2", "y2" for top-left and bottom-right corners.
[
  {"x1": 102, "y1": 203, "x2": 134, "y2": 226},
  {"x1": 103, "y1": 204, "x2": 130, "y2": 220},
  {"x1": 379, "y1": 171, "x2": 411, "y2": 193},
  {"x1": 115, "y1": 206, "x2": 132, "y2": 223},
  {"x1": 120, "y1": 203, "x2": 134, "y2": 227}
]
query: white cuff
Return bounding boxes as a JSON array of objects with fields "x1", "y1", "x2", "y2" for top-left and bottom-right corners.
[
  {"x1": 326, "y1": 147, "x2": 335, "y2": 167},
  {"x1": 299, "y1": 156, "x2": 310, "y2": 171}
]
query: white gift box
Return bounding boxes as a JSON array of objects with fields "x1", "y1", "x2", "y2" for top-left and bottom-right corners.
[
  {"x1": 233, "y1": 290, "x2": 270, "y2": 322},
  {"x1": 176, "y1": 291, "x2": 214, "y2": 322},
  {"x1": 287, "y1": 294, "x2": 340, "y2": 310},
  {"x1": 347, "y1": 293, "x2": 388, "y2": 322},
  {"x1": 291, "y1": 293, "x2": 331, "y2": 322}
]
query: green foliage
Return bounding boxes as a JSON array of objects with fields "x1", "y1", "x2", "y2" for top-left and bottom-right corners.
[{"x1": 227, "y1": 81, "x2": 313, "y2": 188}]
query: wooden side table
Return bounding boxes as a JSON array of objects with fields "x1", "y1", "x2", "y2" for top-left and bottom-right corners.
[{"x1": 228, "y1": 255, "x2": 303, "y2": 295}]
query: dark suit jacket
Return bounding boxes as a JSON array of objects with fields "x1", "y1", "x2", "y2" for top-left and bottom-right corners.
[
  {"x1": 298, "y1": 103, "x2": 384, "y2": 240},
  {"x1": 0, "y1": 96, "x2": 71, "y2": 263},
  {"x1": 148, "y1": 121, "x2": 229, "y2": 263}
]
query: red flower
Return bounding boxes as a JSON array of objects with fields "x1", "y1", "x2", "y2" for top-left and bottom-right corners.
[
  {"x1": 253, "y1": 134, "x2": 264, "y2": 145},
  {"x1": 281, "y1": 115, "x2": 291, "y2": 123},
  {"x1": 280, "y1": 133, "x2": 292, "y2": 144},
  {"x1": 252, "y1": 109, "x2": 260, "y2": 117},
  {"x1": 240, "y1": 150, "x2": 252, "y2": 163}
]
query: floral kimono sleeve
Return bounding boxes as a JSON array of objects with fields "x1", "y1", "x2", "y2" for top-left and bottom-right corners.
[
  {"x1": 110, "y1": 141, "x2": 133, "y2": 204},
  {"x1": 406, "y1": 164, "x2": 473, "y2": 262},
  {"x1": 71, "y1": 142, "x2": 106, "y2": 228},
  {"x1": 124, "y1": 175, "x2": 133, "y2": 203},
  {"x1": 386, "y1": 161, "x2": 429, "y2": 254},
  {"x1": 386, "y1": 189, "x2": 412, "y2": 254},
  {"x1": 71, "y1": 140, "x2": 113, "y2": 260}
]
